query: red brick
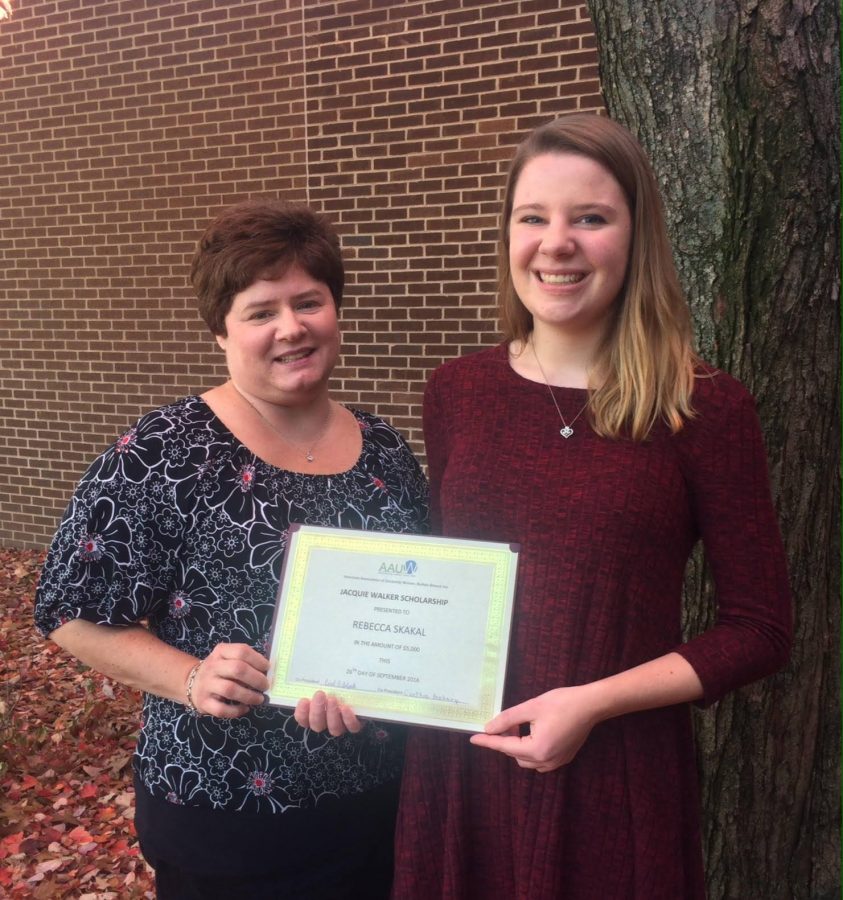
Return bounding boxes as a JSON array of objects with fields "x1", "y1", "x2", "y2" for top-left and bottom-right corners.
[{"x1": 0, "y1": 2, "x2": 599, "y2": 548}]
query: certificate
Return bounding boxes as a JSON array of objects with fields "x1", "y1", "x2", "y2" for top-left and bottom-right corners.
[{"x1": 266, "y1": 525, "x2": 519, "y2": 732}]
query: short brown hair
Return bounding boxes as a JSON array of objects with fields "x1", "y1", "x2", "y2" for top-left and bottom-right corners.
[
  {"x1": 498, "y1": 113, "x2": 696, "y2": 439},
  {"x1": 191, "y1": 199, "x2": 344, "y2": 336}
]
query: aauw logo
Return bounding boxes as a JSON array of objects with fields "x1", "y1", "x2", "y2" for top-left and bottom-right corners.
[{"x1": 378, "y1": 560, "x2": 418, "y2": 575}]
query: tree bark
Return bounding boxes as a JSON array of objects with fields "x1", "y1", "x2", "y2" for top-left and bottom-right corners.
[{"x1": 585, "y1": 2, "x2": 840, "y2": 898}]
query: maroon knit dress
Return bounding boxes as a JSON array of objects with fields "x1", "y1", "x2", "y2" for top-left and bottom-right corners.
[{"x1": 392, "y1": 343, "x2": 791, "y2": 900}]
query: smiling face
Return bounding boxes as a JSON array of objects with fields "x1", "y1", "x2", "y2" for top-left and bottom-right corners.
[
  {"x1": 216, "y1": 264, "x2": 340, "y2": 408},
  {"x1": 508, "y1": 152, "x2": 632, "y2": 344}
]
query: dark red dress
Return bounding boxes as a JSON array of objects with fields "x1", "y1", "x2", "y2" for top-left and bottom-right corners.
[{"x1": 393, "y1": 344, "x2": 791, "y2": 899}]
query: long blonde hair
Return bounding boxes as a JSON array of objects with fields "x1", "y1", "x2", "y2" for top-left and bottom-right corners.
[{"x1": 499, "y1": 114, "x2": 697, "y2": 440}]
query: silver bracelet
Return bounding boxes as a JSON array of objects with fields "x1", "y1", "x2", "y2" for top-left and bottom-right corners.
[{"x1": 185, "y1": 660, "x2": 203, "y2": 716}]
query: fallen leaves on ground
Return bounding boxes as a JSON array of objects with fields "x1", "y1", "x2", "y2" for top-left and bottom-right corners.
[{"x1": 0, "y1": 548, "x2": 154, "y2": 897}]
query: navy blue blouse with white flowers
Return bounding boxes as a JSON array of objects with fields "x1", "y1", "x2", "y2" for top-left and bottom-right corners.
[{"x1": 35, "y1": 397, "x2": 429, "y2": 815}]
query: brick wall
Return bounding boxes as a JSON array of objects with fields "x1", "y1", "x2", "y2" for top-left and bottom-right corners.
[{"x1": 0, "y1": 0, "x2": 601, "y2": 548}]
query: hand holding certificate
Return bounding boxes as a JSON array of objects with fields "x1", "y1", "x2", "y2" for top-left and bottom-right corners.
[{"x1": 266, "y1": 525, "x2": 519, "y2": 732}]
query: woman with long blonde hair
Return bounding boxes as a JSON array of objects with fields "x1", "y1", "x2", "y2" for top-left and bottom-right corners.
[{"x1": 392, "y1": 113, "x2": 791, "y2": 899}]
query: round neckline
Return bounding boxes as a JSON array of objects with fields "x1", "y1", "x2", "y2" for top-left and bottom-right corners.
[
  {"x1": 497, "y1": 342, "x2": 589, "y2": 395},
  {"x1": 192, "y1": 395, "x2": 368, "y2": 478}
]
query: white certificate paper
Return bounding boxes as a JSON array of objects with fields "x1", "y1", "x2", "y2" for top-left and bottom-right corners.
[{"x1": 266, "y1": 525, "x2": 519, "y2": 732}]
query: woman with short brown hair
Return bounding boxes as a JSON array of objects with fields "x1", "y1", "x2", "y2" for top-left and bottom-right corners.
[{"x1": 36, "y1": 198, "x2": 428, "y2": 898}]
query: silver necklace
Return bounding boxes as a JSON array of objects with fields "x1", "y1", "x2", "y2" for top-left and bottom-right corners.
[
  {"x1": 229, "y1": 382, "x2": 333, "y2": 462},
  {"x1": 531, "y1": 343, "x2": 590, "y2": 439}
]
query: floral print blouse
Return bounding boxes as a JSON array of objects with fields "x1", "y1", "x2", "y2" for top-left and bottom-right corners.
[{"x1": 35, "y1": 397, "x2": 429, "y2": 814}]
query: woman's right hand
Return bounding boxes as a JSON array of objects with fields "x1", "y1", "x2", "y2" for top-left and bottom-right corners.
[
  {"x1": 294, "y1": 690, "x2": 362, "y2": 736},
  {"x1": 187, "y1": 643, "x2": 269, "y2": 718}
]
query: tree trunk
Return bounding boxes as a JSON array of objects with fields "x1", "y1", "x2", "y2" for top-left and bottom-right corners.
[{"x1": 585, "y1": 2, "x2": 840, "y2": 898}]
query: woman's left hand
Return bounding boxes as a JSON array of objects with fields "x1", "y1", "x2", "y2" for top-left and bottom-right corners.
[
  {"x1": 294, "y1": 690, "x2": 363, "y2": 737},
  {"x1": 469, "y1": 685, "x2": 601, "y2": 773},
  {"x1": 470, "y1": 653, "x2": 705, "y2": 772}
]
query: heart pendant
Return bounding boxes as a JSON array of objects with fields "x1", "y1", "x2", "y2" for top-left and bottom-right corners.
[{"x1": 560, "y1": 425, "x2": 574, "y2": 439}]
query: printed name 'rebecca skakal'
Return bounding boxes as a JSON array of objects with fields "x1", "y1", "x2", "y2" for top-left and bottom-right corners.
[{"x1": 352, "y1": 621, "x2": 426, "y2": 636}]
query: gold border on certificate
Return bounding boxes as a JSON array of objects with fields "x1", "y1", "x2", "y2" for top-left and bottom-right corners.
[{"x1": 266, "y1": 525, "x2": 519, "y2": 732}]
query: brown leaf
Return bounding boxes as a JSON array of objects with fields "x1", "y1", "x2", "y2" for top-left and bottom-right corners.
[
  {"x1": 35, "y1": 858, "x2": 64, "y2": 874},
  {"x1": 1, "y1": 549, "x2": 154, "y2": 895}
]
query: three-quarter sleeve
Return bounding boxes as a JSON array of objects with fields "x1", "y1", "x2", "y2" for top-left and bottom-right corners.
[
  {"x1": 673, "y1": 378, "x2": 793, "y2": 704},
  {"x1": 35, "y1": 422, "x2": 186, "y2": 637}
]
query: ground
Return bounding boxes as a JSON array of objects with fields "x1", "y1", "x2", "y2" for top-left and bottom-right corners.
[{"x1": 0, "y1": 548, "x2": 155, "y2": 898}]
